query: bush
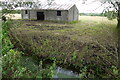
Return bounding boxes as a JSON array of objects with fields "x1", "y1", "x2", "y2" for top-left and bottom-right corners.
[
  {"x1": 2, "y1": 20, "x2": 14, "y2": 55},
  {"x1": 3, "y1": 50, "x2": 26, "y2": 78},
  {"x1": 2, "y1": 20, "x2": 42, "y2": 78},
  {"x1": 104, "y1": 11, "x2": 117, "y2": 20},
  {"x1": 2, "y1": 49, "x2": 42, "y2": 78}
]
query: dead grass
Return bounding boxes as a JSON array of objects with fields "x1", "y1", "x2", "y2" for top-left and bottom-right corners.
[{"x1": 6, "y1": 14, "x2": 21, "y2": 19}]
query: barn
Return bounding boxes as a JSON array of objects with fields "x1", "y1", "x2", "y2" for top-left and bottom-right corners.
[{"x1": 21, "y1": 4, "x2": 79, "y2": 22}]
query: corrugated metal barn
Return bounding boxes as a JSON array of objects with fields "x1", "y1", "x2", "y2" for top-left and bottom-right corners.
[{"x1": 21, "y1": 4, "x2": 79, "y2": 22}]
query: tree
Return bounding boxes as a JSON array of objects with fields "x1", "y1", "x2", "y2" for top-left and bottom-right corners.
[
  {"x1": 0, "y1": 0, "x2": 40, "y2": 20},
  {"x1": 83, "y1": 0, "x2": 120, "y2": 28},
  {"x1": 47, "y1": 0, "x2": 55, "y2": 5},
  {"x1": 100, "y1": 0, "x2": 120, "y2": 28},
  {"x1": 0, "y1": 0, "x2": 55, "y2": 19}
]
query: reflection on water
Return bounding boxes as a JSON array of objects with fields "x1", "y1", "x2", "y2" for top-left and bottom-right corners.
[{"x1": 54, "y1": 67, "x2": 79, "y2": 78}]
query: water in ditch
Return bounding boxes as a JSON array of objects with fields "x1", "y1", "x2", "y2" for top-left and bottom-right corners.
[{"x1": 54, "y1": 67, "x2": 80, "y2": 78}]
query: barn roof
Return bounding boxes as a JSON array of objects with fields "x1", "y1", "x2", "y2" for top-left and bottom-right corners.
[{"x1": 22, "y1": 4, "x2": 75, "y2": 10}]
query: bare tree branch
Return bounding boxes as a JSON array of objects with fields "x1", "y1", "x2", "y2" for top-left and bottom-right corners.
[{"x1": 111, "y1": 1, "x2": 118, "y2": 11}]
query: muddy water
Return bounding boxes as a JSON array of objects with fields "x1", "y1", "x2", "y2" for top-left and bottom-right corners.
[
  {"x1": 54, "y1": 67, "x2": 79, "y2": 78},
  {"x1": 42, "y1": 58, "x2": 80, "y2": 78}
]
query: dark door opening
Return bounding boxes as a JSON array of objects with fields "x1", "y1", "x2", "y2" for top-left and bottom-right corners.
[{"x1": 37, "y1": 12, "x2": 44, "y2": 20}]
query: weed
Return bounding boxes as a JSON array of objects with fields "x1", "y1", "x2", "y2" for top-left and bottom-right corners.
[{"x1": 9, "y1": 16, "x2": 118, "y2": 78}]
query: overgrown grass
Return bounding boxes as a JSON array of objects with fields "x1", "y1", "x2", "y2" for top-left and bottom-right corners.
[
  {"x1": 9, "y1": 16, "x2": 119, "y2": 78},
  {"x1": 2, "y1": 20, "x2": 62, "y2": 79},
  {"x1": 2, "y1": 20, "x2": 44, "y2": 78}
]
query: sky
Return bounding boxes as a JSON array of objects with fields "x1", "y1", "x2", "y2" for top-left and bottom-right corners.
[
  {"x1": 40, "y1": 0, "x2": 105, "y2": 13},
  {"x1": 0, "y1": 0, "x2": 105, "y2": 13}
]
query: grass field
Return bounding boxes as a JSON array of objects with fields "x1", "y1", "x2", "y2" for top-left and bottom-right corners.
[
  {"x1": 5, "y1": 14, "x2": 21, "y2": 19},
  {"x1": 9, "y1": 16, "x2": 118, "y2": 77},
  {"x1": 11, "y1": 16, "x2": 117, "y2": 47}
]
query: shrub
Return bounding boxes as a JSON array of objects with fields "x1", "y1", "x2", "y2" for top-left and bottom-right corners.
[{"x1": 2, "y1": 20, "x2": 42, "y2": 78}]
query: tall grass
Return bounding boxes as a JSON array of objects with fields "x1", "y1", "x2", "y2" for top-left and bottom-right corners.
[
  {"x1": 2, "y1": 20, "x2": 61, "y2": 79},
  {"x1": 9, "y1": 16, "x2": 119, "y2": 78},
  {"x1": 2, "y1": 20, "x2": 43, "y2": 78}
]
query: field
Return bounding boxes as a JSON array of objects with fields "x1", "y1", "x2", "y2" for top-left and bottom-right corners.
[
  {"x1": 9, "y1": 16, "x2": 118, "y2": 77},
  {"x1": 5, "y1": 14, "x2": 21, "y2": 19}
]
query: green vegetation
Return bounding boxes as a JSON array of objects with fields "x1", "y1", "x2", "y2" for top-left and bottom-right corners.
[
  {"x1": 104, "y1": 11, "x2": 117, "y2": 20},
  {"x1": 2, "y1": 20, "x2": 65, "y2": 79},
  {"x1": 2, "y1": 21, "x2": 37, "y2": 78},
  {"x1": 1, "y1": 0, "x2": 119, "y2": 78},
  {"x1": 80, "y1": 13, "x2": 104, "y2": 16},
  {"x1": 7, "y1": 16, "x2": 119, "y2": 78},
  {"x1": 80, "y1": 11, "x2": 118, "y2": 21},
  {"x1": 2, "y1": 9, "x2": 21, "y2": 14}
]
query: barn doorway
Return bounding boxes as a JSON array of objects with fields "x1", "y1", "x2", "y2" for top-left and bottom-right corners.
[{"x1": 37, "y1": 12, "x2": 44, "y2": 20}]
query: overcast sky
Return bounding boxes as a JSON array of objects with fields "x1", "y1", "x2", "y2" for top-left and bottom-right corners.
[
  {"x1": 40, "y1": 0, "x2": 104, "y2": 13},
  {"x1": 0, "y1": 0, "x2": 105, "y2": 13}
]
